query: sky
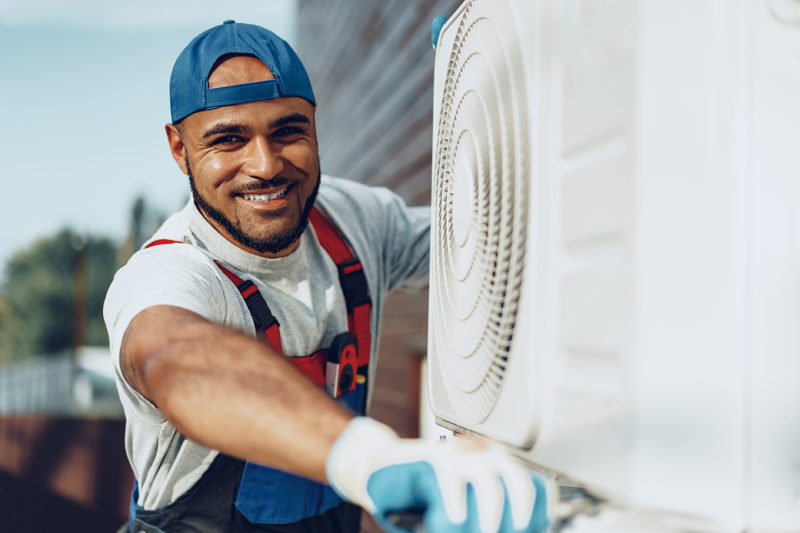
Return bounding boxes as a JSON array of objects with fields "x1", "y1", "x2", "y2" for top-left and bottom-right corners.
[{"x1": 0, "y1": 0, "x2": 297, "y2": 269}]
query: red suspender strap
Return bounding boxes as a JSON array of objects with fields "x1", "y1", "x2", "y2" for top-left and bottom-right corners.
[
  {"x1": 144, "y1": 239, "x2": 283, "y2": 355},
  {"x1": 307, "y1": 207, "x2": 373, "y2": 369},
  {"x1": 147, "y1": 239, "x2": 182, "y2": 247},
  {"x1": 143, "y1": 209, "x2": 372, "y2": 381},
  {"x1": 212, "y1": 262, "x2": 283, "y2": 355}
]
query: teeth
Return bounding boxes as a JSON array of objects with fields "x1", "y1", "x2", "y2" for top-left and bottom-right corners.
[{"x1": 243, "y1": 187, "x2": 288, "y2": 202}]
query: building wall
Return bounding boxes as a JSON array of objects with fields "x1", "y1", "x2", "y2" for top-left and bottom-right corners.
[{"x1": 298, "y1": 0, "x2": 462, "y2": 206}]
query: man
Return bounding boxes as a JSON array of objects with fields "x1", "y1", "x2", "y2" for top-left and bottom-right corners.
[{"x1": 105, "y1": 20, "x2": 548, "y2": 532}]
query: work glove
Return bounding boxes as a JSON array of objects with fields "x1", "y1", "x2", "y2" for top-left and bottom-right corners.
[{"x1": 327, "y1": 417, "x2": 549, "y2": 533}]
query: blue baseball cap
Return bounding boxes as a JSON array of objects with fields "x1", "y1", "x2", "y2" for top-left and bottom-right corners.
[{"x1": 169, "y1": 20, "x2": 316, "y2": 124}]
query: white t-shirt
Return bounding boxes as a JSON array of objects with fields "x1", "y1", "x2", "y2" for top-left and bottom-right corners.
[{"x1": 103, "y1": 175, "x2": 430, "y2": 509}]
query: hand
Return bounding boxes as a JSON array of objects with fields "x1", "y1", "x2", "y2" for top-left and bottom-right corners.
[{"x1": 327, "y1": 418, "x2": 548, "y2": 533}]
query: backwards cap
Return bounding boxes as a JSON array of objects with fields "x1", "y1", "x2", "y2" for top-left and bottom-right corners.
[{"x1": 169, "y1": 20, "x2": 316, "y2": 123}]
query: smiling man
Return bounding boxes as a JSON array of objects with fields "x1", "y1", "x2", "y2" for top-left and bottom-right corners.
[
  {"x1": 104, "y1": 20, "x2": 547, "y2": 533},
  {"x1": 169, "y1": 54, "x2": 320, "y2": 257}
]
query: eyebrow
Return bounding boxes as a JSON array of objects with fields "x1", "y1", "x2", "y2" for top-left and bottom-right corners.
[
  {"x1": 201, "y1": 113, "x2": 311, "y2": 140},
  {"x1": 202, "y1": 123, "x2": 252, "y2": 139},
  {"x1": 269, "y1": 113, "x2": 310, "y2": 129}
]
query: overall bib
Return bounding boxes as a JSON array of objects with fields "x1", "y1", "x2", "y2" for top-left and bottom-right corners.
[{"x1": 128, "y1": 207, "x2": 372, "y2": 532}]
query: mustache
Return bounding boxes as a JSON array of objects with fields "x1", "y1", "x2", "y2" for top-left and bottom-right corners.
[{"x1": 237, "y1": 176, "x2": 293, "y2": 191}]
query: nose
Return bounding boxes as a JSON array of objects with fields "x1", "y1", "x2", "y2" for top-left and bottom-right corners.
[{"x1": 242, "y1": 135, "x2": 284, "y2": 180}]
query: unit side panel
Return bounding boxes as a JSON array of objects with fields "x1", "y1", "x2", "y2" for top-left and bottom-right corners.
[
  {"x1": 629, "y1": 0, "x2": 749, "y2": 526},
  {"x1": 523, "y1": 0, "x2": 638, "y2": 498},
  {"x1": 748, "y1": 0, "x2": 800, "y2": 528}
]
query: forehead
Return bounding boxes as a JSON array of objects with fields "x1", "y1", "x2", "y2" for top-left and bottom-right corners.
[
  {"x1": 181, "y1": 55, "x2": 315, "y2": 136},
  {"x1": 208, "y1": 55, "x2": 275, "y2": 89},
  {"x1": 182, "y1": 96, "x2": 315, "y2": 136}
]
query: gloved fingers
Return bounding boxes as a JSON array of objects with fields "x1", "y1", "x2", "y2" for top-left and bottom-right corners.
[
  {"x1": 469, "y1": 468, "x2": 505, "y2": 533},
  {"x1": 495, "y1": 474, "x2": 549, "y2": 533},
  {"x1": 432, "y1": 451, "x2": 469, "y2": 525},
  {"x1": 493, "y1": 454, "x2": 537, "y2": 530},
  {"x1": 433, "y1": 443, "x2": 538, "y2": 533},
  {"x1": 352, "y1": 427, "x2": 549, "y2": 532},
  {"x1": 530, "y1": 476, "x2": 549, "y2": 532}
]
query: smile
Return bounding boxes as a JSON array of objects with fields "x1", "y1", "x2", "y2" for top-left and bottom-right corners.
[{"x1": 241, "y1": 186, "x2": 289, "y2": 202}]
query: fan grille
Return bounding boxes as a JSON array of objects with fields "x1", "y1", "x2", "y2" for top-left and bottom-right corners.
[{"x1": 430, "y1": 0, "x2": 530, "y2": 424}]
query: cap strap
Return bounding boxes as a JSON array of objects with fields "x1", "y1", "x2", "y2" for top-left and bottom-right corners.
[{"x1": 205, "y1": 79, "x2": 281, "y2": 109}]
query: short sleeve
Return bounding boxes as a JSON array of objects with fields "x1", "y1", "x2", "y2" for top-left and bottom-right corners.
[
  {"x1": 315, "y1": 177, "x2": 431, "y2": 294},
  {"x1": 374, "y1": 190, "x2": 431, "y2": 292},
  {"x1": 103, "y1": 244, "x2": 227, "y2": 423}
]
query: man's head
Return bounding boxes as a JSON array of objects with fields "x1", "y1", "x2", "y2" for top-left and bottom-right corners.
[{"x1": 165, "y1": 21, "x2": 320, "y2": 258}]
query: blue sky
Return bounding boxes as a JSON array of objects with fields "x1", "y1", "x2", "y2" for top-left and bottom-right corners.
[{"x1": 0, "y1": 0, "x2": 297, "y2": 268}]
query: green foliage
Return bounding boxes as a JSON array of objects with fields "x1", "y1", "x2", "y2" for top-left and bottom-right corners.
[
  {"x1": 0, "y1": 296, "x2": 13, "y2": 364},
  {"x1": 0, "y1": 228, "x2": 118, "y2": 362}
]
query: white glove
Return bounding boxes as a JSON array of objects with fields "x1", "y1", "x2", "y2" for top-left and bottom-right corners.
[{"x1": 327, "y1": 417, "x2": 549, "y2": 533}]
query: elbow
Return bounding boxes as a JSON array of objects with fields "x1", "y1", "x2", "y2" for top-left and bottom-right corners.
[{"x1": 137, "y1": 336, "x2": 195, "y2": 411}]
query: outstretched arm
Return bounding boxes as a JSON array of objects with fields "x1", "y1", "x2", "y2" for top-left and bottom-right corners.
[
  {"x1": 120, "y1": 304, "x2": 353, "y2": 483},
  {"x1": 119, "y1": 306, "x2": 548, "y2": 532}
]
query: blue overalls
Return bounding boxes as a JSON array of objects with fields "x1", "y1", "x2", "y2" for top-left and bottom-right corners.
[{"x1": 128, "y1": 207, "x2": 372, "y2": 532}]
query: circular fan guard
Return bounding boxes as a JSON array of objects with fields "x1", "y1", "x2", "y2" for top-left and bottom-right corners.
[{"x1": 431, "y1": 0, "x2": 530, "y2": 424}]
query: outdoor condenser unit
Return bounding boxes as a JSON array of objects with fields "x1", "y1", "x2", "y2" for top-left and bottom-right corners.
[{"x1": 426, "y1": 0, "x2": 800, "y2": 530}]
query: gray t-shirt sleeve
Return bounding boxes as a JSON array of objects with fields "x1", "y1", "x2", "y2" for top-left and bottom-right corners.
[
  {"x1": 373, "y1": 189, "x2": 431, "y2": 293},
  {"x1": 317, "y1": 176, "x2": 431, "y2": 294},
  {"x1": 103, "y1": 244, "x2": 227, "y2": 423}
]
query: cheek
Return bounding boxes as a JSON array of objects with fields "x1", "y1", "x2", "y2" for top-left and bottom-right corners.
[
  {"x1": 195, "y1": 155, "x2": 236, "y2": 188},
  {"x1": 282, "y1": 143, "x2": 318, "y2": 171}
]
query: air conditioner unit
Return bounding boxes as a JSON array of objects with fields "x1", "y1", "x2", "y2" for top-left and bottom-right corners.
[{"x1": 427, "y1": 0, "x2": 800, "y2": 531}]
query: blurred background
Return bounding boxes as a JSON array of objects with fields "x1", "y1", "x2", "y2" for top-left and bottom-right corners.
[{"x1": 0, "y1": 0, "x2": 458, "y2": 530}]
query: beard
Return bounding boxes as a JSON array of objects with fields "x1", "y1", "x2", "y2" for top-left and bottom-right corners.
[{"x1": 187, "y1": 159, "x2": 321, "y2": 255}]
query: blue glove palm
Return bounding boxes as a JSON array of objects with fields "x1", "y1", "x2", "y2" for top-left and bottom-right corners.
[
  {"x1": 369, "y1": 461, "x2": 548, "y2": 533},
  {"x1": 327, "y1": 418, "x2": 548, "y2": 533}
]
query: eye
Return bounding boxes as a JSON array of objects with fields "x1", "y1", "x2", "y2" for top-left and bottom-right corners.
[
  {"x1": 273, "y1": 126, "x2": 304, "y2": 139},
  {"x1": 211, "y1": 135, "x2": 246, "y2": 146}
]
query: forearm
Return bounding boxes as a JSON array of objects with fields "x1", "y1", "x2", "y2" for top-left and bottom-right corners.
[{"x1": 126, "y1": 306, "x2": 353, "y2": 483}]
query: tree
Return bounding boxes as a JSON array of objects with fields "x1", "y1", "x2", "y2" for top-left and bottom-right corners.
[{"x1": 0, "y1": 229, "x2": 118, "y2": 363}]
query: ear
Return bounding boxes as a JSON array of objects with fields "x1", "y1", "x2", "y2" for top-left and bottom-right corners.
[{"x1": 165, "y1": 123, "x2": 189, "y2": 175}]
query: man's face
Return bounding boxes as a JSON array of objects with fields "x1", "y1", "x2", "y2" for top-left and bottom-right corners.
[{"x1": 167, "y1": 56, "x2": 320, "y2": 257}]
